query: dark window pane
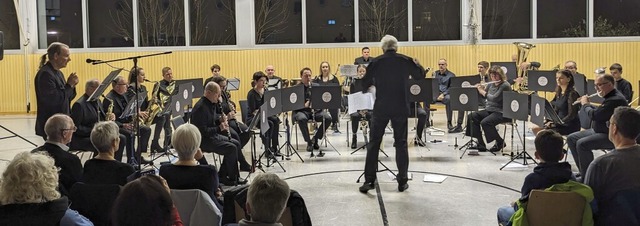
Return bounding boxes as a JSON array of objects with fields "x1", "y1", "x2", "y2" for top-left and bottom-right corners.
[
  {"x1": 594, "y1": 0, "x2": 640, "y2": 37},
  {"x1": 412, "y1": 0, "x2": 461, "y2": 41},
  {"x1": 0, "y1": 0, "x2": 20, "y2": 49},
  {"x1": 38, "y1": 0, "x2": 83, "y2": 48},
  {"x1": 537, "y1": 0, "x2": 586, "y2": 38},
  {"x1": 88, "y1": 0, "x2": 134, "y2": 47},
  {"x1": 359, "y1": 0, "x2": 408, "y2": 42},
  {"x1": 190, "y1": 0, "x2": 236, "y2": 45},
  {"x1": 255, "y1": 0, "x2": 302, "y2": 44},
  {"x1": 138, "y1": 0, "x2": 186, "y2": 46},
  {"x1": 306, "y1": 0, "x2": 354, "y2": 43},
  {"x1": 482, "y1": 0, "x2": 531, "y2": 39}
]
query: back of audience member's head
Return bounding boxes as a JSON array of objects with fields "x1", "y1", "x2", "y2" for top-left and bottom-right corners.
[
  {"x1": 610, "y1": 107, "x2": 640, "y2": 140},
  {"x1": 112, "y1": 174, "x2": 174, "y2": 226},
  {"x1": 171, "y1": 124, "x2": 201, "y2": 160},
  {"x1": 90, "y1": 121, "x2": 120, "y2": 153},
  {"x1": 0, "y1": 151, "x2": 60, "y2": 205},
  {"x1": 534, "y1": 130, "x2": 564, "y2": 163},
  {"x1": 247, "y1": 173, "x2": 290, "y2": 223},
  {"x1": 44, "y1": 114, "x2": 71, "y2": 142}
]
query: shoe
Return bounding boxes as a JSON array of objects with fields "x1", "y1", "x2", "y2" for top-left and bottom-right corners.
[
  {"x1": 470, "y1": 144, "x2": 488, "y2": 152},
  {"x1": 351, "y1": 136, "x2": 357, "y2": 149},
  {"x1": 359, "y1": 181, "x2": 375, "y2": 193},
  {"x1": 447, "y1": 122, "x2": 453, "y2": 130},
  {"x1": 488, "y1": 141, "x2": 506, "y2": 153},
  {"x1": 219, "y1": 177, "x2": 237, "y2": 186},
  {"x1": 313, "y1": 140, "x2": 320, "y2": 149},
  {"x1": 332, "y1": 125, "x2": 341, "y2": 134},
  {"x1": 310, "y1": 151, "x2": 315, "y2": 157},
  {"x1": 236, "y1": 177, "x2": 248, "y2": 185},
  {"x1": 448, "y1": 125, "x2": 463, "y2": 133},
  {"x1": 273, "y1": 151, "x2": 282, "y2": 157},
  {"x1": 306, "y1": 142, "x2": 314, "y2": 152},
  {"x1": 240, "y1": 162, "x2": 252, "y2": 172},
  {"x1": 317, "y1": 151, "x2": 325, "y2": 157},
  {"x1": 150, "y1": 142, "x2": 163, "y2": 153},
  {"x1": 414, "y1": 137, "x2": 425, "y2": 147},
  {"x1": 397, "y1": 177, "x2": 409, "y2": 192}
]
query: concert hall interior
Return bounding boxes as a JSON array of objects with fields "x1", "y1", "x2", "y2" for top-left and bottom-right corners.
[{"x1": 2, "y1": 0, "x2": 640, "y2": 225}]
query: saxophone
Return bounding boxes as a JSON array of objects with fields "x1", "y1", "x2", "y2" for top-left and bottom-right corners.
[
  {"x1": 144, "y1": 81, "x2": 163, "y2": 126},
  {"x1": 102, "y1": 95, "x2": 114, "y2": 121}
]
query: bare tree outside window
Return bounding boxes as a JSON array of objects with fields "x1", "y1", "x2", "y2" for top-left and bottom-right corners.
[
  {"x1": 412, "y1": 0, "x2": 461, "y2": 41},
  {"x1": 482, "y1": 0, "x2": 531, "y2": 39},
  {"x1": 138, "y1": 0, "x2": 186, "y2": 46},
  {"x1": 254, "y1": 0, "x2": 302, "y2": 44},
  {"x1": 190, "y1": 0, "x2": 236, "y2": 45},
  {"x1": 0, "y1": 0, "x2": 20, "y2": 49},
  {"x1": 89, "y1": 0, "x2": 134, "y2": 47},
  {"x1": 359, "y1": 0, "x2": 408, "y2": 42}
]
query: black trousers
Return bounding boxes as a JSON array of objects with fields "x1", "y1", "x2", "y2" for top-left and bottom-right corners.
[
  {"x1": 350, "y1": 111, "x2": 372, "y2": 134},
  {"x1": 294, "y1": 111, "x2": 331, "y2": 143},
  {"x1": 465, "y1": 110, "x2": 511, "y2": 147},
  {"x1": 119, "y1": 125, "x2": 151, "y2": 163},
  {"x1": 201, "y1": 134, "x2": 244, "y2": 179},
  {"x1": 229, "y1": 119, "x2": 250, "y2": 149},
  {"x1": 443, "y1": 94, "x2": 465, "y2": 125},
  {"x1": 259, "y1": 116, "x2": 280, "y2": 151},
  {"x1": 328, "y1": 108, "x2": 340, "y2": 125},
  {"x1": 152, "y1": 114, "x2": 172, "y2": 147},
  {"x1": 364, "y1": 114, "x2": 409, "y2": 183},
  {"x1": 409, "y1": 105, "x2": 429, "y2": 140}
]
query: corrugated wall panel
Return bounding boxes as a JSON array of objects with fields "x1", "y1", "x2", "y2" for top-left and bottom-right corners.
[{"x1": 1, "y1": 41, "x2": 638, "y2": 114}]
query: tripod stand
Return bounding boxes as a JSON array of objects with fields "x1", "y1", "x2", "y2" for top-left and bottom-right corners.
[
  {"x1": 256, "y1": 114, "x2": 286, "y2": 172},
  {"x1": 278, "y1": 112, "x2": 303, "y2": 162},
  {"x1": 350, "y1": 112, "x2": 388, "y2": 157},
  {"x1": 356, "y1": 160, "x2": 396, "y2": 183},
  {"x1": 315, "y1": 109, "x2": 340, "y2": 157},
  {"x1": 500, "y1": 119, "x2": 537, "y2": 170}
]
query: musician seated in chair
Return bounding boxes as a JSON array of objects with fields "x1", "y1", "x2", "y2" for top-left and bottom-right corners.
[
  {"x1": 104, "y1": 75, "x2": 152, "y2": 164},
  {"x1": 567, "y1": 74, "x2": 628, "y2": 180},
  {"x1": 465, "y1": 66, "x2": 512, "y2": 153},
  {"x1": 69, "y1": 79, "x2": 125, "y2": 161},
  {"x1": 433, "y1": 59, "x2": 465, "y2": 133},
  {"x1": 531, "y1": 70, "x2": 581, "y2": 136},
  {"x1": 349, "y1": 65, "x2": 373, "y2": 149},
  {"x1": 293, "y1": 67, "x2": 331, "y2": 157},
  {"x1": 210, "y1": 76, "x2": 250, "y2": 149},
  {"x1": 610, "y1": 63, "x2": 633, "y2": 103},
  {"x1": 192, "y1": 82, "x2": 249, "y2": 186},
  {"x1": 247, "y1": 72, "x2": 281, "y2": 157}
]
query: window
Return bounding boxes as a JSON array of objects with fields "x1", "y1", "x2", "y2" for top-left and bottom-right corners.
[
  {"x1": 306, "y1": 0, "x2": 354, "y2": 43},
  {"x1": 537, "y1": 0, "x2": 586, "y2": 38},
  {"x1": 482, "y1": 0, "x2": 531, "y2": 39},
  {"x1": 189, "y1": 0, "x2": 236, "y2": 45},
  {"x1": 38, "y1": 0, "x2": 83, "y2": 48},
  {"x1": 412, "y1": 0, "x2": 461, "y2": 41},
  {"x1": 359, "y1": 0, "x2": 408, "y2": 42},
  {"x1": 138, "y1": 0, "x2": 186, "y2": 46},
  {"x1": 255, "y1": 0, "x2": 302, "y2": 44},
  {"x1": 594, "y1": 0, "x2": 640, "y2": 37},
  {"x1": 88, "y1": 0, "x2": 134, "y2": 47},
  {"x1": 0, "y1": 0, "x2": 20, "y2": 49}
]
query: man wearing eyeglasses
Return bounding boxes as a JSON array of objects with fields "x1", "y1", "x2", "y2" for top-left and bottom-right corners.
[
  {"x1": 105, "y1": 76, "x2": 152, "y2": 165},
  {"x1": 69, "y1": 79, "x2": 126, "y2": 161},
  {"x1": 567, "y1": 74, "x2": 628, "y2": 180},
  {"x1": 31, "y1": 114, "x2": 83, "y2": 195}
]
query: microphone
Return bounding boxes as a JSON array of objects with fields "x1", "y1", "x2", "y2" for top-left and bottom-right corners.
[
  {"x1": 573, "y1": 93, "x2": 600, "y2": 105},
  {"x1": 85, "y1": 58, "x2": 101, "y2": 64}
]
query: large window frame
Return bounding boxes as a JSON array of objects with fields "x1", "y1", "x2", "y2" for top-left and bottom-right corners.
[{"x1": 3, "y1": 0, "x2": 638, "y2": 54}]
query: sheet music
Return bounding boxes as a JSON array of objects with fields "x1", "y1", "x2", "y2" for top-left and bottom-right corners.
[
  {"x1": 347, "y1": 91, "x2": 375, "y2": 115},
  {"x1": 339, "y1": 65, "x2": 358, "y2": 77}
]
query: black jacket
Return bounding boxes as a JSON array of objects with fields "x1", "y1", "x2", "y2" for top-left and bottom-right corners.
[
  {"x1": 582, "y1": 89, "x2": 628, "y2": 133},
  {"x1": 32, "y1": 143, "x2": 83, "y2": 195},
  {"x1": 105, "y1": 90, "x2": 131, "y2": 126},
  {"x1": 70, "y1": 94, "x2": 105, "y2": 138},
  {"x1": 191, "y1": 97, "x2": 225, "y2": 141},
  {"x1": 361, "y1": 50, "x2": 425, "y2": 117},
  {"x1": 0, "y1": 196, "x2": 69, "y2": 226},
  {"x1": 520, "y1": 162, "x2": 574, "y2": 201},
  {"x1": 35, "y1": 62, "x2": 77, "y2": 137}
]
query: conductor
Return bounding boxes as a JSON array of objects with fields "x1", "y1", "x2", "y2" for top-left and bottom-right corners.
[{"x1": 359, "y1": 35, "x2": 425, "y2": 193}]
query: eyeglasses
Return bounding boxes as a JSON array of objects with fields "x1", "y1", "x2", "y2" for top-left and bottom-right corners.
[
  {"x1": 61, "y1": 126, "x2": 77, "y2": 132},
  {"x1": 595, "y1": 82, "x2": 611, "y2": 87}
]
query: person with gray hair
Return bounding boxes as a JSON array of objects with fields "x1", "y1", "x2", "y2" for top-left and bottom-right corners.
[
  {"x1": 83, "y1": 121, "x2": 135, "y2": 186},
  {"x1": 359, "y1": 35, "x2": 425, "y2": 193},
  {"x1": 238, "y1": 173, "x2": 290, "y2": 225},
  {"x1": 584, "y1": 107, "x2": 640, "y2": 225},
  {"x1": 159, "y1": 123, "x2": 222, "y2": 209},
  {"x1": 31, "y1": 114, "x2": 83, "y2": 195},
  {"x1": 34, "y1": 42, "x2": 79, "y2": 140},
  {"x1": 0, "y1": 151, "x2": 93, "y2": 225}
]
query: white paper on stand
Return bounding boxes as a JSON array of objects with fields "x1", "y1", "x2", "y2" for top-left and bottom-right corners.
[
  {"x1": 348, "y1": 92, "x2": 375, "y2": 115},
  {"x1": 423, "y1": 174, "x2": 448, "y2": 183},
  {"x1": 339, "y1": 65, "x2": 358, "y2": 77}
]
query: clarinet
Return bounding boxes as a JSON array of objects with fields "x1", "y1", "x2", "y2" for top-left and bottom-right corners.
[{"x1": 216, "y1": 103, "x2": 231, "y2": 139}]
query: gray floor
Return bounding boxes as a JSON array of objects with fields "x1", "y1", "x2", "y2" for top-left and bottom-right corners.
[{"x1": 0, "y1": 112, "x2": 588, "y2": 226}]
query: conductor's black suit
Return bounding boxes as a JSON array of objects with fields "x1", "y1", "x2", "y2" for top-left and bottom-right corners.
[{"x1": 361, "y1": 49, "x2": 425, "y2": 185}]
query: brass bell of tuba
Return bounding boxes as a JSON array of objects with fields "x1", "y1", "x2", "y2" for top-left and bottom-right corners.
[{"x1": 514, "y1": 42, "x2": 535, "y2": 92}]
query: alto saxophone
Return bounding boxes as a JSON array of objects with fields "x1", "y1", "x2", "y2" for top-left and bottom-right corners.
[
  {"x1": 144, "y1": 81, "x2": 163, "y2": 126},
  {"x1": 102, "y1": 95, "x2": 114, "y2": 121}
]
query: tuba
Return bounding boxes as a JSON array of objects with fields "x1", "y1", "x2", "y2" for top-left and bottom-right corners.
[
  {"x1": 144, "y1": 81, "x2": 163, "y2": 126},
  {"x1": 514, "y1": 42, "x2": 536, "y2": 92}
]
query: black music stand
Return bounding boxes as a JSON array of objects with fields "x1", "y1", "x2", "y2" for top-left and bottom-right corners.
[
  {"x1": 88, "y1": 69, "x2": 123, "y2": 102},
  {"x1": 574, "y1": 73, "x2": 587, "y2": 96},
  {"x1": 257, "y1": 90, "x2": 286, "y2": 171},
  {"x1": 450, "y1": 76, "x2": 481, "y2": 89},
  {"x1": 544, "y1": 100, "x2": 565, "y2": 126},
  {"x1": 527, "y1": 70, "x2": 556, "y2": 93},
  {"x1": 407, "y1": 79, "x2": 433, "y2": 148},
  {"x1": 244, "y1": 110, "x2": 264, "y2": 179},
  {"x1": 500, "y1": 92, "x2": 537, "y2": 170},
  {"x1": 490, "y1": 62, "x2": 518, "y2": 82},
  {"x1": 120, "y1": 91, "x2": 148, "y2": 165},
  {"x1": 449, "y1": 87, "x2": 486, "y2": 158},
  {"x1": 587, "y1": 79, "x2": 604, "y2": 103},
  {"x1": 279, "y1": 86, "x2": 305, "y2": 162},
  {"x1": 311, "y1": 84, "x2": 342, "y2": 155},
  {"x1": 530, "y1": 94, "x2": 546, "y2": 127},
  {"x1": 176, "y1": 78, "x2": 204, "y2": 99}
]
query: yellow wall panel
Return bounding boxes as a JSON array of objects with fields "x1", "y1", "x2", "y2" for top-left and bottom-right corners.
[{"x1": 1, "y1": 41, "x2": 639, "y2": 114}]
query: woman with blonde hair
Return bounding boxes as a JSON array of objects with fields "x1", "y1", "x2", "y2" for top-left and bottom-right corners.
[{"x1": 0, "y1": 151, "x2": 92, "y2": 225}]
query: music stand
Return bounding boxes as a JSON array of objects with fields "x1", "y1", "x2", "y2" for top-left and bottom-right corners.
[
  {"x1": 449, "y1": 87, "x2": 485, "y2": 158},
  {"x1": 88, "y1": 69, "x2": 123, "y2": 101},
  {"x1": 587, "y1": 79, "x2": 604, "y2": 103},
  {"x1": 544, "y1": 100, "x2": 565, "y2": 126},
  {"x1": 490, "y1": 62, "x2": 518, "y2": 82},
  {"x1": 450, "y1": 76, "x2": 481, "y2": 89},
  {"x1": 227, "y1": 78, "x2": 240, "y2": 91},
  {"x1": 176, "y1": 78, "x2": 204, "y2": 99},
  {"x1": 257, "y1": 100, "x2": 286, "y2": 171},
  {"x1": 574, "y1": 73, "x2": 587, "y2": 96},
  {"x1": 530, "y1": 94, "x2": 545, "y2": 127},
  {"x1": 527, "y1": 70, "x2": 557, "y2": 99},
  {"x1": 500, "y1": 92, "x2": 537, "y2": 170},
  {"x1": 267, "y1": 78, "x2": 281, "y2": 91},
  {"x1": 120, "y1": 91, "x2": 148, "y2": 121},
  {"x1": 407, "y1": 79, "x2": 433, "y2": 148},
  {"x1": 279, "y1": 86, "x2": 305, "y2": 162},
  {"x1": 311, "y1": 84, "x2": 342, "y2": 155},
  {"x1": 339, "y1": 65, "x2": 358, "y2": 78},
  {"x1": 170, "y1": 85, "x2": 192, "y2": 118}
]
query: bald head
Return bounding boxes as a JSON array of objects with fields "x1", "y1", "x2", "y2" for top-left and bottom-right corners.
[
  {"x1": 265, "y1": 65, "x2": 276, "y2": 78},
  {"x1": 85, "y1": 79, "x2": 100, "y2": 96},
  {"x1": 204, "y1": 82, "x2": 221, "y2": 103}
]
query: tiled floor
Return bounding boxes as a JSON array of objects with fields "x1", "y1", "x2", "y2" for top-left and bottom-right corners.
[{"x1": 0, "y1": 112, "x2": 589, "y2": 226}]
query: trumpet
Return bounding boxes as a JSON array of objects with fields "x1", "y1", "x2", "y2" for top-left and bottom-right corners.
[{"x1": 573, "y1": 93, "x2": 600, "y2": 105}]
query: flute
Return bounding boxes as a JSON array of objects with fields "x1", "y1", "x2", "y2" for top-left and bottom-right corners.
[
  {"x1": 462, "y1": 80, "x2": 499, "y2": 88},
  {"x1": 573, "y1": 93, "x2": 600, "y2": 105}
]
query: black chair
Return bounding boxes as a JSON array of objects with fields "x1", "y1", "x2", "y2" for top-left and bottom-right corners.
[{"x1": 69, "y1": 182, "x2": 122, "y2": 226}]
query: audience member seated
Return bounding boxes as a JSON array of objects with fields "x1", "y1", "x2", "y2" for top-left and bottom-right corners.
[
  {"x1": 159, "y1": 123, "x2": 222, "y2": 209},
  {"x1": 585, "y1": 107, "x2": 640, "y2": 225},
  {"x1": 497, "y1": 130, "x2": 574, "y2": 225},
  {"x1": 83, "y1": 121, "x2": 135, "y2": 186},
  {"x1": 0, "y1": 151, "x2": 92, "y2": 225},
  {"x1": 112, "y1": 174, "x2": 182, "y2": 226},
  {"x1": 234, "y1": 173, "x2": 290, "y2": 226},
  {"x1": 31, "y1": 114, "x2": 83, "y2": 194},
  {"x1": 532, "y1": 70, "x2": 581, "y2": 135}
]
